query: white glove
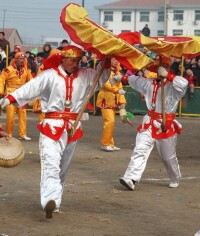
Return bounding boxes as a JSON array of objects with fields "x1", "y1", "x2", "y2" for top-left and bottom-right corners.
[
  {"x1": 109, "y1": 74, "x2": 122, "y2": 86},
  {"x1": 118, "y1": 89, "x2": 126, "y2": 95},
  {"x1": 158, "y1": 66, "x2": 168, "y2": 78},
  {"x1": 0, "y1": 98, "x2": 10, "y2": 109},
  {"x1": 119, "y1": 108, "x2": 128, "y2": 123}
]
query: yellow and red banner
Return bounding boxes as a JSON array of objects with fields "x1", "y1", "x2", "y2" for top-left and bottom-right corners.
[
  {"x1": 118, "y1": 31, "x2": 200, "y2": 58},
  {"x1": 60, "y1": 3, "x2": 153, "y2": 70}
]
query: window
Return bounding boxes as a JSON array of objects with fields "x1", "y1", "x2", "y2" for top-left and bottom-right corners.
[
  {"x1": 157, "y1": 30, "x2": 164, "y2": 36},
  {"x1": 173, "y1": 30, "x2": 183, "y2": 36},
  {"x1": 195, "y1": 10, "x2": 200, "y2": 21},
  {"x1": 122, "y1": 12, "x2": 131, "y2": 22},
  {"x1": 121, "y1": 30, "x2": 131, "y2": 32},
  {"x1": 104, "y1": 11, "x2": 113, "y2": 22},
  {"x1": 194, "y1": 30, "x2": 200, "y2": 36},
  {"x1": 140, "y1": 11, "x2": 149, "y2": 22},
  {"x1": 158, "y1": 11, "x2": 164, "y2": 22},
  {"x1": 173, "y1": 10, "x2": 183, "y2": 21},
  {"x1": 46, "y1": 41, "x2": 58, "y2": 47}
]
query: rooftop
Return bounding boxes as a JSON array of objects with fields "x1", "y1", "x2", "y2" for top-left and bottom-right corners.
[{"x1": 96, "y1": 0, "x2": 200, "y2": 9}]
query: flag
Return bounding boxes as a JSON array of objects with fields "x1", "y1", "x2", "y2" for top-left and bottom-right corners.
[
  {"x1": 118, "y1": 32, "x2": 200, "y2": 58},
  {"x1": 60, "y1": 3, "x2": 153, "y2": 70},
  {"x1": 31, "y1": 48, "x2": 38, "y2": 55}
]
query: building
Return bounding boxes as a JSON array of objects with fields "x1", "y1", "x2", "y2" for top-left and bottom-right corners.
[
  {"x1": 44, "y1": 37, "x2": 70, "y2": 48},
  {"x1": 96, "y1": 0, "x2": 200, "y2": 36},
  {"x1": 0, "y1": 28, "x2": 23, "y2": 51}
]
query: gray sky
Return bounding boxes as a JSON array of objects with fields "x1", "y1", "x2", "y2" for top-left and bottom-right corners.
[{"x1": 0, "y1": 0, "x2": 115, "y2": 44}]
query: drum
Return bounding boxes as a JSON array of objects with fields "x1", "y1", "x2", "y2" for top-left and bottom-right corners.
[{"x1": 0, "y1": 137, "x2": 25, "y2": 168}]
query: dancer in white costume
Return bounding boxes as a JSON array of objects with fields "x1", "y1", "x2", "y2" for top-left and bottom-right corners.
[
  {"x1": 110, "y1": 66, "x2": 188, "y2": 190},
  {"x1": 0, "y1": 45, "x2": 111, "y2": 218}
]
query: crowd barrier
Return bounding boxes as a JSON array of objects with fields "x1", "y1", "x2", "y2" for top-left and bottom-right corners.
[
  {"x1": 124, "y1": 86, "x2": 200, "y2": 117},
  {"x1": 27, "y1": 87, "x2": 200, "y2": 117}
]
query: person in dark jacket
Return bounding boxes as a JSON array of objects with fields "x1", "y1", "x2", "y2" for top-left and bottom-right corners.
[{"x1": 141, "y1": 24, "x2": 150, "y2": 37}]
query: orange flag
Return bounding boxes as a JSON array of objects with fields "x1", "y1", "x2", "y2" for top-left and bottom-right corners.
[{"x1": 60, "y1": 3, "x2": 153, "y2": 70}]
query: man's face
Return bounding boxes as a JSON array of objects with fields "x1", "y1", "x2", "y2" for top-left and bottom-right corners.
[
  {"x1": 62, "y1": 42, "x2": 68, "y2": 48},
  {"x1": 62, "y1": 57, "x2": 80, "y2": 74},
  {"x1": 0, "y1": 33, "x2": 4, "y2": 40},
  {"x1": 16, "y1": 57, "x2": 25, "y2": 68},
  {"x1": 111, "y1": 58, "x2": 119, "y2": 68}
]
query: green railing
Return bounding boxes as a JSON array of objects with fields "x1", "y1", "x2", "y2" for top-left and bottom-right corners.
[{"x1": 124, "y1": 86, "x2": 200, "y2": 117}]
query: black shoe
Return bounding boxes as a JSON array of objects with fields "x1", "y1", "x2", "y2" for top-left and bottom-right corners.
[{"x1": 44, "y1": 200, "x2": 56, "y2": 219}]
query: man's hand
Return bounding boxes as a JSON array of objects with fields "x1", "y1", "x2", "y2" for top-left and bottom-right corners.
[
  {"x1": 118, "y1": 89, "x2": 126, "y2": 95},
  {"x1": 185, "y1": 69, "x2": 193, "y2": 77},
  {"x1": 0, "y1": 98, "x2": 10, "y2": 109},
  {"x1": 109, "y1": 75, "x2": 122, "y2": 86},
  {"x1": 0, "y1": 130, "x2": 10, "y2": 140},
  {"x1": 158, "y1": 66, "x2": 168, "y2": 78}
]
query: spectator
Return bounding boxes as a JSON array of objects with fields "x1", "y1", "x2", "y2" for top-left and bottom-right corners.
[
  {"x1": 25, "y1": 51, "x2": 37, "y2": 76},
  {"x1": 0, "y1": 46, "x2": 6, "y2": 60},
  {"x1": 57, "y1": 39, "x2": 69, "y2": 50},
  {"x1": 183, "y1": 68, "x2": 197, "y2": 98},
  {"x1": 192, "y1": 57, "x2": 200, "y2": 85},
  {"x1": 88, "y1": 53, "x2": 100, "y2": 69},
  {"x1": 42, "y1": 43, "x2": 52, "y2": 59},
  {"x1": 79, "y1": 55, "x2": 88, "y2": 68},
  {"x1": 35, "y1": 52, "x2": 44, "y2": 74},
  {"x1": 0, "y1": 32, "x2": 10, "y2": 55},
  {"x1": 184, "y1": 57, "x2": 192, "y2": 70},
  {"x1": 141, "y1": 24, "x2": 150, "y2": 37},
  {"x1": 170, "y1": 58, "x2": 182, "y2": 75},
  {"x1": 0, "y1": 54, "x2": 6, "y2": 73},
  {"x1": 9, "y1": 45, "x2": 21, "y2": 60}
]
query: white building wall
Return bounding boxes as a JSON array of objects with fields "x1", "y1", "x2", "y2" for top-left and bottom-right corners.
[{"x1": 100, "y1": 7, "x2": 200, "y2": 36}]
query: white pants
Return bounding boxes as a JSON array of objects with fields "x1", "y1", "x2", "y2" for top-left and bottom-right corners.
[
  {"x1": 123, "y1": 128, "x2": 181, "y2": 183},
  {"x1": 39, "y1": 130, "x2": 77, "y2": 209}
]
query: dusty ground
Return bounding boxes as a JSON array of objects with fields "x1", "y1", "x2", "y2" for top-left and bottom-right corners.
[{"x1": 0, "y1": 112, "x2": 200, "y2": 236}]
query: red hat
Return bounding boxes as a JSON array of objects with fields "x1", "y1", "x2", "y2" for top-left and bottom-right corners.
[
  {"x1": 42, "y1": 49, "x2": 62, "y2": 70},
  {"x1": 14, "y1": 45, "x2": 21, "y2": 52}
]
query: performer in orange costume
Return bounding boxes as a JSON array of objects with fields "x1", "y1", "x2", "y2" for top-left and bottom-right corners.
[
  {"x1": 0, "y1": 52, "x2": 32, "y2": 140},
  {"x1": 96, "y1": 58, "x2": 127, "y2": 151}
]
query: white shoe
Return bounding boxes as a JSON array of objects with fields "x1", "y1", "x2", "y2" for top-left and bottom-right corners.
[
  {"x1": 119, "y1": 177, "x2": 135, "y2": 191},
  {"x1": 113, "y1": 146, "x2": 120, "y2": 151},
  {"x1": 169, "y1": 181, "x2": 179, "y2": 188},
  {"x1": 101, "y1": 146, "x2": 114, "y2": 152},
  {"x1": 18, "y1": 135, "x2": 31, "y2": 141},
  {"x1": 54, "y1": 208, "x2": 61, "y2": 213}
]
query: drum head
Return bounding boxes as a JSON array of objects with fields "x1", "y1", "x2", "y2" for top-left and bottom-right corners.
[{"x1": 0, "y1": 137, "x2": 25, "y2": 168}]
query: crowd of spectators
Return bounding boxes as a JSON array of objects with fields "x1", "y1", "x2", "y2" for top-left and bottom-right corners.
[{"x1": 1, "y1": 30, "x2": 200, "y2": 100}]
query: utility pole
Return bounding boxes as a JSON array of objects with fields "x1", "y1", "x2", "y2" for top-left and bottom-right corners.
[
  {"x1": 82, "y1": 0, "x2": 85, "y2": 7},
  {"x1": 164, "y1": 0, "x2": 168, "y2": 36},
  {"x1": 3, "y1": 9, "x2": 6, "y2": 31}
]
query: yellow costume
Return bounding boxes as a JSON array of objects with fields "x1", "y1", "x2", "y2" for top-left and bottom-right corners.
[
  {"x1": 145, "y1": 70, "x2": 157, "y2": 79},
  {"x1": 96, "y1": 64, "x2": 126, "y2": 149},
  {"x1": 32, "y1": 64, "x2": 45, "y2": 121},
  {"x1": 0, "y1": 52, "x2": 32, "y2": 137}
]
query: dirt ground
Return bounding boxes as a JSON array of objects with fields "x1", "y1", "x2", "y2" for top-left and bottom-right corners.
[{"x1": 0, "y1": 111, "x2": 200, "y2": 236}]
